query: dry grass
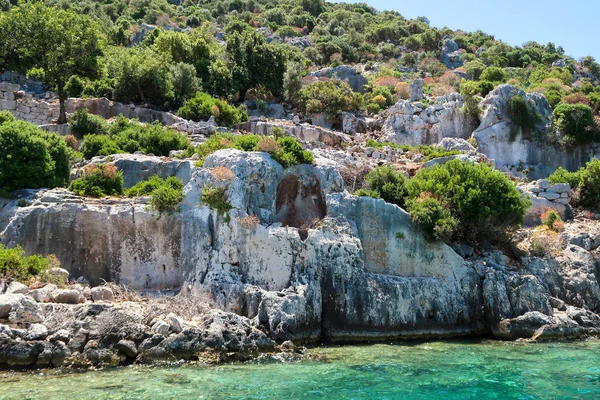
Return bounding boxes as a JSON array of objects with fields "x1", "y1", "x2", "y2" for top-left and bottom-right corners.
[
  {"x1": 395, "y1": 82, "x2": 410, "y2": 100},
  {"x1": 339, "y1": 165, "x2": 371, "y2": 193},
  {"x1": 238, "y1": 214, "x2": 260, "y2": 229},
  {"x1": 64, "y1": 135, "x2": 79, "y2": 151},
  {"x1": 210, "y1": 166, "x2": 234, "y2": 181},
  {"x1": 144, "y1": 292, "x2": 212, "y2": 323},
  {"x1": 257, "y1": 137, "x2": 280, "y2": 153},
  {"x1": 528, "y1": 227, "x2": 563, "y2": 257}
]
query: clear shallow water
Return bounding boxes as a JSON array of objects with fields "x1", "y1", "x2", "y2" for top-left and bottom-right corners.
[{"x1": 2, "y1": 340, "x2": 600, "y2": 400}]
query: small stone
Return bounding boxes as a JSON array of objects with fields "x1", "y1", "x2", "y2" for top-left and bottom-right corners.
[
  {"x1": 538, "y1": 191, "x2": 560, "y2": 200},
  {"x1": 116, "y1": 340, "x2": 137, "y2": 358},
  {"x1": 24, "y1": 323, "x2": 48, "y2": 340},
  {"x1": 48, "y1": 267, "x2": 69, "y2": 283},
  {"x1": 371, "y1": 151, "x2": 381, "y2": 159},
  {"x1": 554, "y1": 197, "x2": 570, "y2": 205},
  {"x1": 52, "y1": 289, "x2": 83, "y2": 304},
  {"x1": 6, "y1": 281, "x2": 29, "y2": 294},
  {"x1": 547, "y1": 183, "x2": 570, "y2": 193},
  {"x1": 28, "y1": 284, "x2": 58, "y2": 303},
  {"x1": 151, "y1": 320, "x2": 170, "y2": 336},
  {"x1": 549, "y1": 297, "x2": 566, "y2": 311},
  {"x1": 48, "y1": 329, "x2": 71, "y2": 344},
  {"x1": 165, "y1": 313, "x2": 183, "y2": 334},
  {"x1": 560, "y1": 192, "x2": 569, "y2": 198},
  {"x1": 91, "y1": 286, "x2": 114, "y2": 302},
  {"x1": 538, "y1": 179, "x2": 550, "y2": 189}
]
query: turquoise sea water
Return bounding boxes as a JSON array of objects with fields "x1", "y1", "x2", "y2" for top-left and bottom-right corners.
[{"x1": 2, "y1": 340, "x2": 600, "y2": 399}]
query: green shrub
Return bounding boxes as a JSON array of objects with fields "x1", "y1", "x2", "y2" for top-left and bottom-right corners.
[
  {"x1": 507, "y1": 95, "x2": 540, "y2": 137},
  {"x1": 192, "y1": 133, "x2": 314, "y2": 169},
  {"x1": 553, "y1": 103, "x2": 598, "y2": 145},
  {"x1": 405, "y1": 160, "x2": 529, "y2": 244},
  {"x1": 150, "y1": 185, "x2": 185, "y2": 213},
  {"x1": 0, "y1": 244, "x2": 59, "y2": 282},
  {"x1": 578, "y1": 158, "x2": 600, "y2": 208},
  {"x1": 545, "y1": 90, "x2": 563, "y2": 109},
  {"x1": 81, "y1": 78, "x2": 114, "y2": 99},
  {"x1": 477, "y1": 80, "x2": 495, "y2": 97},
  {"x1": 112, "y1": 123, "x2": 191, "y2": 156},
  {"x1": 127, "y1": 175, "x2": 184, "y2": 212},
  {"x1": 541, "y1": 209, "x2": 562, "y2": 230},
  {"x1": 372, "y1": 86, "x2": 394, "y2": 107},
  {"x1": 548, "y1": 166, "x2": 581, "y2": 189},
  {"x1": 79, "y1": 135, "x2": 122, "y2": 159},
  {"x1": 271, "y1": 136, "x2": 315, "y2": 168},
  {"x1": 69, "y1": 108, "x2": 108, "y2": 137},
  {"x1": 65, "y1": 75, "x2": 85, "y2": 98},
  {"x1": 178, "y1": 92, "x2": 248, "y2": 127},
  {"x1": 201, "y1": 185, "x2": 232, "y2": 217},
  {"x1": 299, "y1": 80, "x2": 364, "y2": 124},
  {"x1": 69, "y1": 163, "x2": 124, "y2": 197},
  {"x1": 355, "y1": 165, "x2": 407, "y2": 208},
  {"x1": 0, "y1": 111, "x2": 16, "y2": 125},
  {"x1": 480, "y1": 66, "x2": 507, "y2": 83},
  {"x1": 0, "y1": 120, "x2": 71, "y2": 192}
]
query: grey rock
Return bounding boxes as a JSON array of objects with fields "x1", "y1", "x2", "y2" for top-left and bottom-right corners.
[
  {"x1": 48, "y1": 267, "x2": 69, "y2": 283},
  {"x1": 0, "y1": 294, "x2": 44, "y2": 323},
  {"x1": 440, "y1": 37, "x2": 464, "y2": 69},
  {"x1": 29, "y1": 284, "x2": 58, "y2": 303},
  {"x1": 48, "y1": 329, "x2": 71, "y2": 344},
  {"x1": 165, "y1": 313, "x2": 183, "y2": 334},
  {"x1": 410, "y1": 79, "x2": 424, "y2": 101},
  {"x1": 547, "y1": 183, "x2": 570, "y2": 193},
  {"x1": 52, "y1": 289, "x2": 83, "y2": 304},
  {"x1": 308, "y1": 65, "x2": 368, "y2": 93},
  {"x1": 6, "y1": 281, "x2": 29, "y2": 294},
  {"x1": 439, "y1": 137, "x2": 476, "y2": 152},
  {"x1": 151, "y1": 320, "x2": 171, "y2": 336},
  {"x1": 549, "y1": 297, "x2": 566, "y2": 311},
  {"x1": 538, "y1": 191, "x2": 560, "y2": 200},
  {"x1": 116, "y1": 339, "x2": 137, "y2": 358},
  {"x1": 91, "y1": 286, "x2": 114, "y2": 302},
  {"x1": 23, "y1": 323, "x2": 48, "y2": 340}
]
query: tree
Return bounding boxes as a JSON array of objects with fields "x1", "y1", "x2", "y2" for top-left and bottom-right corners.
[
  {"x1": 225, "y1": 29, "x2": 287, "y2": 101},
  {"x1": 169, "y1": 62, "x2": 201, "y2": 107},
  {"x1": 283, "y1": 62, "x2": 303, "y2": 105},
  {"x1": 2, "y1": 3, "x2": 104, "y2": 124}
]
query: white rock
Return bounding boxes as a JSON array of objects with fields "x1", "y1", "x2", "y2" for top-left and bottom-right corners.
[
  {"x1": 6, "y1": 281, "x2": 29, "y2": 294},
  {"x1": 151, "y1": 320, "x2": 170, "y2": 336},
  {"x1": 28, "y1": 284, "x2": 58, "y2": 303},
  {"x1": 52, "y1": 289, "x2": 83, "y2": 304},
  {"x1": 91, "y1": 286, "x2": 114, "y2": 302},
  {"x1": 48, "y1": 267, "x2": 69, "y2": 283},
  {"x1": 538, "y1": 191, "x2": 560, "y2": 200},
  {"x1": 165, "y1": 313, "x2": 183, "y2": 333}
]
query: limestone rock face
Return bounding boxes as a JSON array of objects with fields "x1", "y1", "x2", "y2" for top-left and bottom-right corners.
[
  {"x1": 440, "y1": 37, "x2": 464, "y2": 69},
  {"x1": 0, "y1": 189, "x2": 183, "y2": 289},
  {"x1": 308, "y1": 65, "x2": 368, "y2": 93},
  {"x1": 85, "y1": 154, "x2": 195, "y2": 188},
  {"x1": 473, "y1": 84, "x2": 594, "y2": 179},
  {"x1": 380, "y1": 96, "x2": 475, "y2": 146}
]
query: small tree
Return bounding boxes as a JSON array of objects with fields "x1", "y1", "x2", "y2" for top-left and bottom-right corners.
[{"x1": 3, "y1": 3, "x2": 104, "y2": 124}]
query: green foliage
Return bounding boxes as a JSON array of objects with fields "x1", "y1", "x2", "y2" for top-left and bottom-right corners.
[
  {"x1": 201, "y1": 185, "x2": 232, "y2": 216},
  {"x1": 0, "y1": 111, "x2": 15, "y2": 125},
  {"x1": 553, "y1": 103, "x2": 598, "y2": 145},
  {"x1": 541, "y1": 209, "x2": 562, "y2": 230},
  {"x1": 356, "y1": 166, "x2": 407, "y2": 208},
  {"x1": 0, "y1": 244, "x2": 59, "y2": 282},
  {"x1": 127, "y1": 175, "x2": 184, "y2": 212},
  {"x1": 283, "y1": 62, "x2": 304, "y2": 105},
  {"x1": 178, "y1": 92, "x2": 248, "y2": 127},
  {"x1": 507, "y1": 96, "x2": 540, "y2": 137},
  {"x1": 69, "y1": 163, "x2": 123, "y2": 197},
  {"x1": 169, "y1": 62, "x2": 201, "y2": 107},
  {"x1": 578, "y1": 158, "x2": 600, "y2": 208},
  {"x1": 65, "y1": 75, "x2": 85, "y2": 98},
  {"x1": 299, "y1": 80, "x2": 363, "y2": 124},
  {"x1": 464, "y1": 60, "x2": 486, "y2": 80},
  {"x1": 459, "y1": 81, "x2": 482, "y2": 121},
  {"x1": 545, "y1": 90, "x2": 563, "y2": 109},
  {"x1": 548, "y1": 167, "x2": 581, "y2": 189},
  {"x1": 1, "y1": 3, "x2": 104, "y2": 123},
  {"x1": 480, "y1": 66, "x2": 507, "y2": 83},
  {"x1": 372, "y1": 86, "x2": 394, "y2": 107},
  {"x1": 79, "y1": 135, "x2": 122, "y2": 159},
  {"x1": 271, "y1": 136, "x2": 315, "y2": 168},
  {"x1": 69, "y1": 108, "x2": 108, "y2": 137},
  {"x1": 0, "y1": 120, "x2": 71, "y2": 192},
  {"x1": 364, "y1": 139, "x2": 460, "y2": 161},
  {"x1": 79, "y1": 117, "x2": 191, "y2": 159},
  {"x1": 405, "y1": 160, "x2": 529, "y2": 243}
]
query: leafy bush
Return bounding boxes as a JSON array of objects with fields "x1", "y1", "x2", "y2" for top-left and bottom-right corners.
[
  {"x1": 271, "y1": 136, "x2": 315, "y2": 168},
  {"x1": 69, "y1": 163, "x2": 124, "y2": 197},
  {"x1": 553, "y1": 103, "x2": 598, "y2": 145},
  {"x1": 299, "y1": 80, "x2": 364, "y2": 124},
  {"x1": 0, "y1": 120, "x2": 71, "y2": 193},
  {"x1": 507, "y1": 95, "x2": 540, "y2": 137},
  {"x1": 480, "y1": 66, "x2": 506, "y2": 83},
  {"x1": 201, "y1": 185, "x2": 232, "y2": 217},
  {"x1": 548, "y1": 166, "x2": 581, "y2": 189},
  {"x1": 578, "y1": 158, "x2": 600, "y2": 208},
  {"x1": 127, "y1": 175, "x2": 184, "y2": 212},
  {"x1": 355, "y1": 165, "x2": 407, "y2": 208},
  {"x1": 65, "y1": 75, "x2": 85, "y2": 98},
  {"x1": 0, "y1": 110, "x2": 16, "y2": 125},
  {"x1": 178, "y1": 92, "x2": 248, "y2": 127},
  {"x1": 79, "y1": 135, "x2": 122, "y2": 159},
  {"x1": 192, "y1": 133, "x2": 313, "y2": 168},
  {"x1": 150, "y1": 185, "x2": 185, "y2": 213},
  {"x1": 541, "y1": 209, "x2": 563, "y2": 232},
  {"x1": 405, "y1": 160, "x2": 529, "y2": 243},
  {"x1": 0, "y1": 244, "x2": 59, "y2": 282},
  {"x1": 69, "y1": 108, "x2": 108, "y2": 137}
]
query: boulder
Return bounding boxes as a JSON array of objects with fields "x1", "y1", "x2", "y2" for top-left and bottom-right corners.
[
  {"x1": 410, "y1": 79, "x2": 424, "y2": 101},
  {"x1": 91, "y1": 286, "x2": 114, "y2": 302},
  {"x1": 439, "y1": 137, "x2": 476, "y2": 152},
  {"x1": 116, "y1": 339, "x2": 137, "y2": 358},
  {"x1": 52, "y1": 289, "x2": 83, "y2": 304},
  {"x1": 29, "y1": 284, "x2": 58, "y2": 303},
  {"x1": 0, "y1": 294, "x2": 44, "y2": 323},
  {"x1": 151, "y1": 320, "x2": 170, "y2": 336},
  {"x1": 48, "y1": 267, "x2": 69, "y2": 283},
  {"x1": 308, "y1": 65, "x2": 368, "y2": 93},
  {"x1": 440, "y1": 37, "x2": 464, "y2": 69},
  {"x1": 6, "y1": 281, "x2": 29, "y2": 294},
  {"x1": 165, "y1": 313, "x2": 183, "y2": 334}
]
